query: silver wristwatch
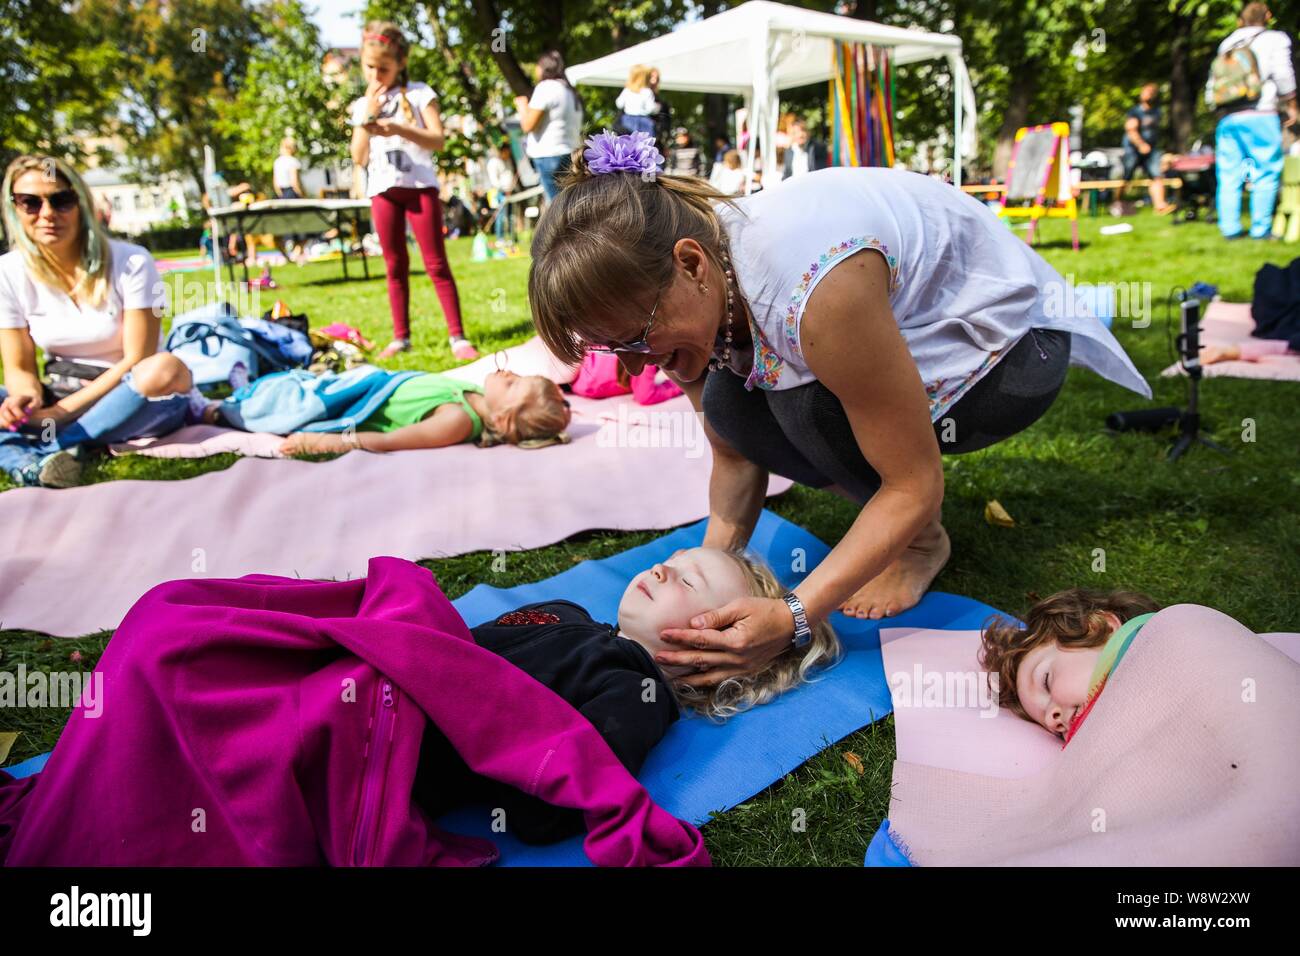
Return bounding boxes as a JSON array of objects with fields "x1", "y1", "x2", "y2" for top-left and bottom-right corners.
[{"x1": 782, "y1": 591, "x2": 813, "y2": 647}]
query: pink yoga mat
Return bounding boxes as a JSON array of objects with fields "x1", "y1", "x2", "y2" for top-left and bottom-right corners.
[
  {"x1": 880, "y1": 625, "x2": 1300, "y2": 779},
  {"x1": 1, "y1": 338, "x2": 792, "y2": 636},
  {"x1": 1160, "y1": 300, "x2": 1300, "y2": 382}
]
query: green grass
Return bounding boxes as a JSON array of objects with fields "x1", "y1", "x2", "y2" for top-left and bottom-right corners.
[{"x1": 2, "y1": 207, "x2": 1299, "y2": 866}]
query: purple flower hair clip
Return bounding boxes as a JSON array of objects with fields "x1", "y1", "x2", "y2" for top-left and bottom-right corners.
[{"x1": 583, "y1": 130, "x2": 665, "y2": 176}]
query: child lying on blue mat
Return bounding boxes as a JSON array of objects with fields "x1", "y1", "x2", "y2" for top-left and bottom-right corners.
[
  {"x1": 422, "y1": 546, "x2": 841, "y2": 844},
  {"x1": 202, "y1": 367, "x2": 571, "y2": 454},
  {"x1": 979, "y1": 587, "x2": 1161, "y2": 742}
]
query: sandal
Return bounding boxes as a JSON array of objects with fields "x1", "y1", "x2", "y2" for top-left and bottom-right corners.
[{"x1": 450, "y1": 337, "x2": 480, "y2": 361}]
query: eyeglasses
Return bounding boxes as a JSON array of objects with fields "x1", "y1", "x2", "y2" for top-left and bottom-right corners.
[
  {"x1": 11, "y1": 190, "x2": 79, "y2": 216},
  {"x1": 587, "y1": 286, "x2": 665, "y2": 355}
]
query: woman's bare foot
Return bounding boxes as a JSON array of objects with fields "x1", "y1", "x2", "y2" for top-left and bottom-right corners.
[{"x1": 840, "y1": 518, "x2": 951, "y2": 620}]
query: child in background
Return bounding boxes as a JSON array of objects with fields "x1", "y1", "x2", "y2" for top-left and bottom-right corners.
[
  {"x1": 571, "y1": 349, "x2": 682, "y2": 405},
  {"x1": 415, "y1": 546, "x2": 842, "y2": 844},
  {"x1": 979, "y1": 588, "x2": 1162, "y2": 741},
  {"x1": 348, "y1": 20, "x2": 478, "y2": 362},
  {"x1": 616, "y1": 65, "x2": 659, "y2": 135},
  {"x1": 206, "y1": 369, "x2": 570, "y2": 455}
]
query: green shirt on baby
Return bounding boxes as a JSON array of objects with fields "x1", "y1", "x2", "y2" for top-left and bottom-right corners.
[{"x1": 359, "y1": 373, "x2": 485, "y2": 442}]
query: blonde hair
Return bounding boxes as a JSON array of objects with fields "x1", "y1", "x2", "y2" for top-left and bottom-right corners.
[
  {"x1": 361, "y1": 20, "x2": 416, "y2": 125},
  {"x1": 478, "y1": 374, "x2": 572, "y2": 448},
  {"x1": 626, "y1": 64, "x2": 650, "y2": 92},
  {"x1": 2, "y1": 155, "x2": 113, "y2": 310},
  {"x1": 280, "y1": 137, "x2": 297, "y2": 154},
  {"x1": 723, "y1": 149, "x2": 741, "y2": 169},
  {"x1": 673, "y1": 551, "x2": 841, "y2": 721},
  {"x1": 528, "y1": 142, "x2": 744, "y2": 366},
  {"x1": 979, "y1": 588, "x2": 1161, "y2": 721}
]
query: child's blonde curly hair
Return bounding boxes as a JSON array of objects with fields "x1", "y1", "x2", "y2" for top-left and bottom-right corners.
[
  {"x1": 672, "y1": 550, "x2": 842, "y2": 721},
  {"x1": 979, "y1": 588, "x2": 1161, "y2": 720}
]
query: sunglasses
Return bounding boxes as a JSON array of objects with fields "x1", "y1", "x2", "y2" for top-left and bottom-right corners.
[
  {"x1": 11, "y1": 190, "x2": 79, "y2": 216},
  {"x1": 587, "y1": 286, "x2": 665, "y2": 355}
]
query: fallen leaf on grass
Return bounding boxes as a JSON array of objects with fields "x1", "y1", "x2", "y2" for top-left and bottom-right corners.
[
  {"x1": 0, "y1": 732, "x2": 18, "y2": 765},
  {"x1": 984, "y1": 500, "x2": 1015, "y2": 528},
  {"x1": 843, "y1": 751, "x2": 865, "y2": 775}
]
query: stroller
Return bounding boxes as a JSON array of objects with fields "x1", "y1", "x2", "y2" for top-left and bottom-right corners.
[{"x1": 1168, "y1": 151, "x2": 1216, "y2": 223}]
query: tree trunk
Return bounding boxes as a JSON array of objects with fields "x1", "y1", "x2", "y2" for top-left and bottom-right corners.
[
  {"x1": 993, "y1": 67, "x2": 1036, "y2": 179},
  {"x1": 469, "y1": 0, "x2": 534, "y2": 97},
  {"x1": 1169, "y1": 1, "x2": 1195, "y2": 152}
]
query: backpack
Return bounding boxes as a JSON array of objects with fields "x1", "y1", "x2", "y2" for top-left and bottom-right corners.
[
  {"x1": 1210, "y1": 32, "x2": 1264, "y2": 110},
  {"x1": 165, "y1": 301, "x2": 299, "y2": 391}
]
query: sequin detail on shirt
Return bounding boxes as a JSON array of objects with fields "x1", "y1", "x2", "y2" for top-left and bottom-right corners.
[{"x1": 495, "y1": 610, "x2": 561, "y2": 626}]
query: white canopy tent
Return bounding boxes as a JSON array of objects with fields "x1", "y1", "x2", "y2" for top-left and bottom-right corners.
[{"x1": 567, "y1": 0, "x2": 977, "y2": 190}]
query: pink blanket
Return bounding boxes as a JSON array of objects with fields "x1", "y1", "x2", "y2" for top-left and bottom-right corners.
[
  {"x1": 1160, "y1": 300, "x2": 1300, "y2": 381},
  {"x1": 1, "y1": 338, "x2": 792, "y2": 636},
  {"x1": 880, "y1": 607, "x2": 1300, "y2": 865}
]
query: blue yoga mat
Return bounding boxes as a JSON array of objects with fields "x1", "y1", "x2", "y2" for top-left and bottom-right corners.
[{"x1": 3, "y1": 509, "x2": 1005, "y2": 867}]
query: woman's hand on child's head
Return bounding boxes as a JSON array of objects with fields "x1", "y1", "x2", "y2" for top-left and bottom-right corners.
[{"x1": 657, "y1": 595, "x2": 794, "y2": 688}]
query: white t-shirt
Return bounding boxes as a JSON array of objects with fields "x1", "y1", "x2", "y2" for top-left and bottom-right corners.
[
  {"x1": 0, "y1": 239, "x2": 165, "y2": 368},
  {"x1": 616, "y1": 87, "x2": 657, "y2": 117},
  {"x1": 526, "y1": 79, "x2": 582, "y2": 159},
  {"x1": 273, "y1": 154, "x2": 302, "y2": 191},
  {"x1": 714, "y1": 167, "x2": 1152, "y2": 421},
  {"x1": 349, "y1": 82, "x2": 441, "y2": 197}
]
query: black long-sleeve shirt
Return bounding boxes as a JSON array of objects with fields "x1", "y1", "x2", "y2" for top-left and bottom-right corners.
[{"x1": 412, "y1": 600, "x2": 679, "y2": 844}]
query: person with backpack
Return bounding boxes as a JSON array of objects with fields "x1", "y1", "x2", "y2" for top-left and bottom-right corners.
[{"x1": 1207, "y1": 2, "x2": 1299, "y2": 239}]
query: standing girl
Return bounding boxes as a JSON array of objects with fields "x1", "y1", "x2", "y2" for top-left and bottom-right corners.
[{"x1": 350, "y1": 21, "x2": 478, "y2": 361}]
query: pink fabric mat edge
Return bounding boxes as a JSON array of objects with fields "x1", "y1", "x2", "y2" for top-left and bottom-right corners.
[
  {"x1": 1160, "y1": 300, "x2": 1300, "y2": 381},
  {"x1": 880, "y1": 624, "x2": 1300, "y2": 780}
]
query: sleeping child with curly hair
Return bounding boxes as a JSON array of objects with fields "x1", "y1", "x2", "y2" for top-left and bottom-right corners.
[{"x1": 979, "y1": 588, "x2": 1162, "y2": 741}]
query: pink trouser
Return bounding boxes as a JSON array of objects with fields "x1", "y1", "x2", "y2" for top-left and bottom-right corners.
[{"x1": 370, "y1": 186, "x2": 464, "y2": 340}]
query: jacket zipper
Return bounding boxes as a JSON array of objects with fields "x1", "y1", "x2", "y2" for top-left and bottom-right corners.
[{"x1": 350, "y1": 678, "x2": 396, "y2": 865}]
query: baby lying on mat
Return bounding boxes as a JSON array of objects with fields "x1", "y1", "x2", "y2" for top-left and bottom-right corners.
[
  {"x1": 979, "y1": 588, "x2": 1161, "y2": 742},
  {"x1": 418, "y1": 546, "x2": 841, "y2": 844},
  {"x1": 204, "y1": 368, "x2": 570, "y2": 454}
]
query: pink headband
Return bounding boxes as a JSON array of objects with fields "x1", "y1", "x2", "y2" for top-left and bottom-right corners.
[{"x1": 363, "y1": 32, "x2": 395, "y2": 45}]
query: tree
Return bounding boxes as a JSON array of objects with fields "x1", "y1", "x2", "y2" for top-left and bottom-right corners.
[
  {"x1": 214, "y1": 0, "x2": 351, "y2": 188},
  {"x1": 86, "y1": 0, "x2": 261, "y2": 192},
  {"x1": 0, "y1": 0, "x2": 124, "y2": 168}
]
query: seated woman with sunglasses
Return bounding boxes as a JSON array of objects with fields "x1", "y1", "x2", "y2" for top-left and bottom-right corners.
[{"x1": 0, "y1": 155, "x2": 195, "y2": 488}]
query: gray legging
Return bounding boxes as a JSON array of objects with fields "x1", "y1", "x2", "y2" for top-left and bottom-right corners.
[{"x1": 702, "y1": 328, "x2": 1071, "y2": 504}]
